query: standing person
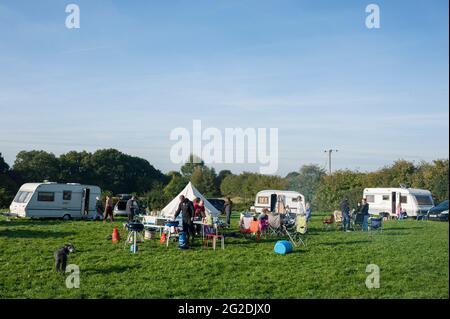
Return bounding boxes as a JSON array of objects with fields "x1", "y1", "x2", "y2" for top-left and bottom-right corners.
[
  {"x1": 360, "y1": 198, "x2": 370, "y2": 231},
  {"x1": 396, "y1": 202, "x2": 402, "y2": 219},
  {"x1": 297, "y1": 196, "x2": 305, "y2": 215},
  {"x1": 305, "y1": 202, "x2": 312, "y2": 222},
  {"x1": 223, "y1": 197, "x2": 233, "y2": 227},
  {"x1": 103, "y1": 196, "x2": 114, "y2": 223},
  {"x1": 340, "y1": 197, "x2": 351, "y2": 232},
  {"x1": 126, "y1": 195, "x2": 137, "y2": 222},
  {"x1": 193, "y1": 199, "x2": 206, "y2": 235},
  {"x1": 95, "y1": 196, "x2": 104, "y2": 220},
  {"x1": 174, "y1": 195, "x2": 195, "y2": 247}
]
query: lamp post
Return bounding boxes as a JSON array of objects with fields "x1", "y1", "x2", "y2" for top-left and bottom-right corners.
[{"x1": 324, "y1": 149, "x2": 338, "y2": 174}]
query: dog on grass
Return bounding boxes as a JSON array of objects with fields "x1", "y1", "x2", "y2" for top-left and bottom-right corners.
[{"x1": 54, "y1": 243, "x2": 75, "y2": 272}]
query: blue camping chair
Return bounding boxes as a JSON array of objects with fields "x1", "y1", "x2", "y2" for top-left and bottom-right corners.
[{"x1": 369, "y1": 217, "x2": 383, "y2": 234}]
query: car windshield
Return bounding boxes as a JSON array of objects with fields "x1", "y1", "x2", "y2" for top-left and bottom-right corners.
[{"x1": 415, "y1": 195, "x2": 433, "y2": 206}]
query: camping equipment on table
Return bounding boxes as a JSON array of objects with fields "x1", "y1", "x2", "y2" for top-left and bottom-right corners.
[
  {"x1": 322, "y1": 214, "x2": 335, "y2": 230},
  {"x1": 124, "y1": 222, "x2": 145, "y2": 253},
  {"x1": 283, "y1": 214, "x2": 307, "y2": 247},
  {"x1": 274, "y1": 240, "x2": 293, "y2": 255}
]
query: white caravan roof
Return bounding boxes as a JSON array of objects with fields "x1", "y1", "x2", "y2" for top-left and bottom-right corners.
[
  {"x1": 256, "y1": 190, "x2": 303, "y2": 197},
  {"x1": 364, "y1": 188, "x2": 432, "y2": 195},
  {"x1": 18, "y1": 182, "x2": 100, "y2": 192}
]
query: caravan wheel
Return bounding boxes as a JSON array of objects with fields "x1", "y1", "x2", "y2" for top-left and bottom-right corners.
[{"x1": 62, "y1": 214, "x2": 72, "y2": 221}]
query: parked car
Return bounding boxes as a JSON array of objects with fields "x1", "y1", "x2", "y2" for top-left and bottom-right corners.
[
  {"x1": 207, "y1": 198, "x2": 225, "y2": 213},
  {"x1": 427, "y1": 200, "x2": 449, "y2": 221},
  {"x1": 113, "y1": 194, "x2": 142, "y2": 216}
]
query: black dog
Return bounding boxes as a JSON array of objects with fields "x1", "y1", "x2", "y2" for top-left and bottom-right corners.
[{"x1": 54, "y1": 244, "x2": 75, "y2": 272}]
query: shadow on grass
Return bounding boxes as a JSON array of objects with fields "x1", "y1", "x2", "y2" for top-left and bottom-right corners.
[
  {"x1": 0, "y1": 219, "x2": 66, "y2": 227},
  {"x1": 0, "y1": 229, "x2": 75, "y2": 238},
  {"x1": 83, "y1": 264, "x2": 138, "y2": 275},
  {"x1": 319, "y1": 239, "x2": 371, "y2": 246},
  {"x1": 384, "y1": 226, "x2": 425, "y2": 231}
]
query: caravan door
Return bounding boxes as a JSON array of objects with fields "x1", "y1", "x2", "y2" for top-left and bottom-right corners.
[
  {"x1": 270, "y1": 194, "x2": 277, "y2": 212},
  {"x1": 391, "y1": 192, "x2": 397, "y2": 215},
  {"x1": 81, "y1": 188, "x2": 91, "y2": 217}
]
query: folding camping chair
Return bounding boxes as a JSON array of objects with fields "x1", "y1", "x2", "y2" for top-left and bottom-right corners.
[
  {"x1": 267, "y1": 213, "x2": 283, "y2": 237},
  {"x1": 333, "y1": 210, "x2": 343, "y2": 230},
  {"x1": 322, "y1": 214, "x2": 335, "y2": 231},
  {"x1": 369, "y1": 217, "x2": 383, "y2": 234},
  {"x1": 352, "y1": 213, "x2": 365, "y2": 231},
  {"x1": 284, "y1": 214, "x2": 307, "y2": 246}
]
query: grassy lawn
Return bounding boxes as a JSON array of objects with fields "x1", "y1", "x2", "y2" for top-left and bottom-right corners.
[{"x1": 0, "y1": 212, "x2": 448, "y2": 299}]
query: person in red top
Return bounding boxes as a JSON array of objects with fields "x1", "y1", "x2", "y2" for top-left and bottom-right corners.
[{"x1": 193, "y1": 199, "x2": 206, "y2": 235}]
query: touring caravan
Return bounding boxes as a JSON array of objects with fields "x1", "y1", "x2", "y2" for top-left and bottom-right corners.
[
  {"x1": 363, "y1": 187, "x2": 434, "y2": 217},
  {"x1": 9, "y1": 182, "x2": 101, "y2": 219},
  {"x1": 251, "y1": 190, "x2": 306, "y2": 214}
]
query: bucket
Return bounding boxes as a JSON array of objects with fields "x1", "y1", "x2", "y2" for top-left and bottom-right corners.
[
  {"x1": 274, "y1": 240, "x2": 293, "y2": 255},
  {"x1": 144, "y1": 230, "x2": 154, "y2": 240},
  {"x1": 178, "y1": 231, "x2": 187, "y2": 248}
]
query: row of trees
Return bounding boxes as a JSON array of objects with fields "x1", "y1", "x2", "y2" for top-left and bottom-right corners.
[
  {"x1": 0, "y1": 149, "x2": 168, "y2": 207},
  {"x1": 1, "y1": 150, "x2": 448, "y2": 213}
]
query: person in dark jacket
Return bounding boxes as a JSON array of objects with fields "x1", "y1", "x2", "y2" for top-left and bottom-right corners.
[
  {"x1": 223, "y1": 197, "x2": 233, "y2": 227},
  {"x1": 360, "y1": 198, "x2": 369, "y2": 231},
  {"x1": 174, "y1": 195, "x2": 195, "y2": 247},
  {"x1": 340, "y1": 197, "x2": 351, "y2": 232}
]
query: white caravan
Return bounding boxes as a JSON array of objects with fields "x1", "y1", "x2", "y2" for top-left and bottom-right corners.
[
  {"x1": 363, "y1": 187, "x2": 434, "y2": 217},
  {"x1": 251, "y1": 190, "x2": 306, "y2": 214},
  {"x1": 9, "y1": 182, "x2": 101, "y2": 219}
]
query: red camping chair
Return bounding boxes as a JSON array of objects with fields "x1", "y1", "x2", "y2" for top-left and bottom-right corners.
[{"x1": 322, "y1": 214, "x2": 335, "y2": 230}]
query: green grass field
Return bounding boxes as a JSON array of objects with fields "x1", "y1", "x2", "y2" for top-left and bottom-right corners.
[{"x1": 0, "y1": 212, "x2": 448, "y2": 299}]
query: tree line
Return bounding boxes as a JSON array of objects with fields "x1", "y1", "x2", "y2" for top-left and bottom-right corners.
[{"x1": 0, "y1": 150, "x2": 448, "y2": 212}]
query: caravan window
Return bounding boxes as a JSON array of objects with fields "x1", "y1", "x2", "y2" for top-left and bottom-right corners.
[
  {"x1": 400, "y1": 196, "x2": 408, "y2": 204},
  {"x1": 63, "y1": 191, "x2": 72, "y2": 201},
  {"x1": 257, "y1": 196, "x2": 269, "y2": 204},
  {"x1": 415, "y1": 195, "x2": 433, "y2": 206},
  {"x1": 14, "y1": 191, "x2": 32, "y2": 203},
  {"x1": 365, "y1": 195, "x2": 375, "y2": 203},
  {"x1": 38, "y1": 192, "x2": 55, "y2": 202},
  {"x1": 382, "y1": 195, "x2": 390, "y2": 201}
]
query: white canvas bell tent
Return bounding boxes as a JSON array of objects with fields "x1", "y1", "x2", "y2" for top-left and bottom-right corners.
[{"x1": 160, "y1": 182, "x2": 221, "y2": 219}]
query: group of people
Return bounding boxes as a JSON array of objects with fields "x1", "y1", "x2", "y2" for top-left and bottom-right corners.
[
  {"x1": 172, "y1": 195, "x2": 234, "y2": 248},
  {"x1": 340, "y1": 197, "x2": 370, "y2": 231}
]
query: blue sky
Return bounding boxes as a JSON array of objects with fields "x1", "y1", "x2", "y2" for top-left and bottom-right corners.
[{"x1": 0, "y1": 0, "x2": 448, "y2": 176}]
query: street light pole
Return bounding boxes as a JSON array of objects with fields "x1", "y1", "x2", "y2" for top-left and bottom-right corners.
[{"x1": 324, "y1": 149, "x2": 338, "y2": 174}]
